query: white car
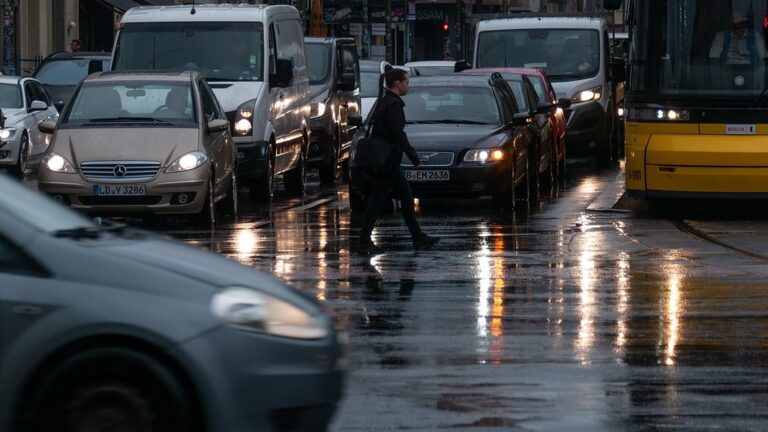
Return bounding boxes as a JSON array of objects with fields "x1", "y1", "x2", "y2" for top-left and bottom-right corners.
[{"x1": 0, "y1": 76, "x2": 59, "y2": 177}]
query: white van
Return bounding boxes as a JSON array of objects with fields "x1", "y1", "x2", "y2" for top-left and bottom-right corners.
[
  {"x1": 473, "y1": 16, "x2": 624, "y2": 164},
  {"x1": 111, "y1": 4, "x2": 311, "y2": 199}
]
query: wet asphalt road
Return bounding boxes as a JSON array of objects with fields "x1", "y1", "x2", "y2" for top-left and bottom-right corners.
[{"x1": 148, "y1": 158, "x2": 768, "y2": 431}]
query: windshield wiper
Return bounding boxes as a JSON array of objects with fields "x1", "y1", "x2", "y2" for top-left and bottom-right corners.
[
  {"x1": 88, "y1": 117, "x2": 171, "y2": 124},
  {"x1": 53, "y1": 226, "x2": 101, "y2": 239}
]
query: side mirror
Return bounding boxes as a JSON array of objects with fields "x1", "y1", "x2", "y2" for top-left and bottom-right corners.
[
  {"x1": 88, "y1": 59, "x2": 104, "y2": 74},
  {"x1": 536, "y1": 103, "x2": 553, "y2": 114},
  {"x1": 557, "y1": 97, "x2": 572, "y2": 109},
  {"x1": 29, "y1": 100, "x2": 48, "y2": 112},
  {"x1": 611, "y1": 60, "x2": 626, "y2": 82},
  {"x1": 454, "y1": 60, "x2": 472, "y2": 72},
  {"x1": 348, "y1": 115, "x2": 363, "y2": 127},
  {"x1": 510, "y1": 112, "x2": 532, "y2": 126},
  {"x1": 337, "y1": 72, "x2": 356, "y2": 92},
  {"x1": 207, "y1": 118, "x2": 230, "y2": 133},
  {"x1": 270, "y1": 59, "x2": 294, "y2": 88},
  {"x1": 54, "y1": 100, "x2": 65, "y2": 113},
  {"x1": 38, "y1": 120, "x2": 56, "y2": 134}
]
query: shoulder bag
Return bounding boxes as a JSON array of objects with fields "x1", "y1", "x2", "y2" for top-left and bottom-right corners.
[{"x1": 353, "y1": 102, "x2": 392, "y2": 171}]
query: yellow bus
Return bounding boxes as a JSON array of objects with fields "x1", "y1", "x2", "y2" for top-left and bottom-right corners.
[{"x1": 623, "y1": 0, "x2": 768, "y2": 199}]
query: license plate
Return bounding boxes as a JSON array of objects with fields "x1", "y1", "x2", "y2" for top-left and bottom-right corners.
[
  {"x1": 404, "y1": 170, "x2": 450, "y2": 181},
  {"x1": 92, "y1": 184, "x2": 146, "y2": 196}
]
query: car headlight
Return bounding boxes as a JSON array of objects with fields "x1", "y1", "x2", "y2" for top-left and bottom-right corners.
[
  {"x1": 234, "y1": 99, "x2": 255, "y2": 136},
  {"x1": 211, "y1": 287, "x2": 328, "y2": 339},
  {"x1": 166, "y1": 151, "x2": 208, "y2": 173},
  {"x1": 311, "y1": 101, "x2": 327, "y2": 118},
  {"x1": 0, "y1": 128, "x2": 17, "y2": 140},
  {"x1": 463, "y1": 148, "x2": 505, "y2": 163},
  {"x1": 572, "y1": 86, "x2": 602, "y2": 103},
  {"x1": 627, "y1": 108, "x2": 690, "y2": 121},
  {"x1": 42, "y1": 152, "x2": 76, "y2": 173}
]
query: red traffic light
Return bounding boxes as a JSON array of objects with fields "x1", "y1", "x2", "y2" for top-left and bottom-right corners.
[{"x1": 442, "y1": 22, "x2": 450, "y2": 32}]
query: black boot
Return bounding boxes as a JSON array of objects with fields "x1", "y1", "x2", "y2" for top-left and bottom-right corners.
[
  {"x1": 359, "y1": 238, "x2": 384, "y2": 254},
  {"x1": 413, "y1": 233, "x2": 440, "y2": 248}
]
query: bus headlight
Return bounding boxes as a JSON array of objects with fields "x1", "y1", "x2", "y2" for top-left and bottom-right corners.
[
  {"x1": 628, "y1": 108, "x2": 690, "y2": 121},
  {"x1": 572, "y1": 86, "x2": 602, "y2": 103}
]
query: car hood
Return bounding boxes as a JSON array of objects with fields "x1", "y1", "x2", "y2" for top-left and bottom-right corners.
[
  {"x1": 310, "y1": 85, "x2": 330, "y2": 103},
  {"x1": 405, "y1": 124, "x2": 506, "y2": 150},
  {"x1": 208, "y1": 81, "x2": 265, "y2": 112},
  {"x1": 53, "y1": 127, "x2": 200, "y2": 166},
  {"x1": 101, "y1": 235, "x2": 322, "y2": 311},
  {"x1": 1, "y1": 108, "x2": 28, "y2": 126}
]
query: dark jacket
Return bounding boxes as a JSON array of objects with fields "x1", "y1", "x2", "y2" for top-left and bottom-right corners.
[{"x1": 371, "y1": 90, "x2": 420, "y2": 170}]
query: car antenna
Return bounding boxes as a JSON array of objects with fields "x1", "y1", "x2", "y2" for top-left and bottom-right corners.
[{"x1": 190, "y1": 0, "x2": 196, "y2": 15}]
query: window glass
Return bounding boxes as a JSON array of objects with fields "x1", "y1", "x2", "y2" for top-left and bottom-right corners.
[
  {"x1": 403, "y1": 86, "x2": 501, "y2": 125},
  {"x1": 35, "y1": 58, "x2": 110, "y2": 85},
  {"x1": 65, "y1": 82, "x2": 196, "y2": 123},
  {"x1": 0, "y1": 84, "x2": 22, "y2": 108},
  {"x1": 505, "y1": 80, "x2": 529, "y2": 111},
  {"x1": 527, "y1": 75, "x2": 547, "y2": 101},
  {"x1": 113, "y1": 22, "x2": 264, "y2": 81},
  {"x1": 32, "y1": 82, "x2": 52, "y2": 105},
  {"x1": 360, "y1": 71, "x2": 380, "y2": 98},
  {"x1": 477, "y1": 29, "x2": 600, "y2": 82},
  {"x1": 307, "y1": 43, "x2": 332, "y2": 85},
  {"x1": 199, "y1": 82, "x2": 220, "y2": 121}
]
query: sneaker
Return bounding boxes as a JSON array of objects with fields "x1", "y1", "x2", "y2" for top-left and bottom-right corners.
[
  {"x1": 359, "y1": 239, "x2": 384, "y2": 254},
  {"x1": 413, "y1": 233, "x2": 440, "y2": 248}
]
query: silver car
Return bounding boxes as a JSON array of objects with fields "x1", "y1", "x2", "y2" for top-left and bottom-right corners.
[
  {"x1": 0, "y1": 172, "x2": 345, "y2": 431},
  {"x1": 37, "y1": 71, "x2": 237, "y2": 225},
  {"x1": 0, "y1": 76, "x2": 59, "y2": 177}
]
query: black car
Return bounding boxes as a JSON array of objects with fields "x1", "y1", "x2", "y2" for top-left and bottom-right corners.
[
  {"x1": 349, "y1": 73, "x2": 554, "y2": 213},
  {"x1": 305, "y1": 37, "x2": 360, "y2": 185},
  {"x1": 33, "y1": 51, "x2": 111, "y2": 111}
]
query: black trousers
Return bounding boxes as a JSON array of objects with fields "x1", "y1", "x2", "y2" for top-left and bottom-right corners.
[{"x1": 360, "y1": 161, "x2": 422, "y2": 241}]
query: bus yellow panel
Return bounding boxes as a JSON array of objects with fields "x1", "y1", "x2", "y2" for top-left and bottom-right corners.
[
  {"x1": 647, "y1": 134, "x2": 768, "y2": 166},
  {"x1": 646, "y1": 166, "x2": 768, "y2": 193}
]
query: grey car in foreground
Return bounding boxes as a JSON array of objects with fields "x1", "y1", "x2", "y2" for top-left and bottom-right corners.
[{"x1": 0, "y1": 173, "x2": 344, "y2": 431}]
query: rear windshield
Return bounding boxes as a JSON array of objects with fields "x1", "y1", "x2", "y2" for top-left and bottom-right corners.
[
  {"x1": 403, "y1": 86, "x2": 501, "y2": 125},
  {"x1": 0, "y1": 84, "x2": 22, "y2": 108},
  {"x1": 65, "y1": 82, "x2": 197, "y2": 125},
  {"x1": 35, "y1": 58, "x2": 111, "y2": 85},
  {"x1": 113, "y1": 22, "x2": 264, "y2": 82}
]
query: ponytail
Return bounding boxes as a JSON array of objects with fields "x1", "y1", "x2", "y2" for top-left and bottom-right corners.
[{"x1": 378, "y1": 68, "x2": 409, "y2": 98}]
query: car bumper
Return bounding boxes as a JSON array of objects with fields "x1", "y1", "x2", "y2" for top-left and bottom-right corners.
[
  {"x1": 172, "y1": 325, "x2": 345, "y2": 431},
  {"x1": 234, "y1": 137, "x2": 269, "y2": 180},
  {"x1": 308, "y1": 119, "x2": 335, "y2": 167},
  {"x1": 38, "y1": 164, "x2": 211, "y2": 214},
  {"x1": 565, "y1": 101, "x2": 607, "y2": 152}
]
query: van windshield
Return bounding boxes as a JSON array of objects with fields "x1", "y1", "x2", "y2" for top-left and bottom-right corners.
[
  {"x1": 306, "y1": 43, "x2": 332, "y2": 85},
  {"x1": 113, "y1": 22, "x2": 264, "y2": 82},
  {"x1": 476, "y1": 29, "x2": 600, "y2": 82}
]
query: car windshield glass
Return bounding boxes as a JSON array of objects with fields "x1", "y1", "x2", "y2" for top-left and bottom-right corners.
[
  {"x1": 113, "y1": 22, "x2": 264, "y2": 81},
  {"x1": 411, "y1": 66, "x2": 455, "y2": 76},
  {"x1": 65, "y1": 82, "x2": 196, "y2": 124},
  {"x1": 0, "y1": 84, "x2": 22, "y2": 108},
  {"x1": 0, "y1": 173, "x2": 95, "y2": 233},
  {"x1": 35, "y1": 59, "x2": 110, "y2": 85},
  {"x1": 476, "y1": 29, "x2": 600, "y2": 82},
  {"x1": 361, "y1": 71, "x2": 380, "y2": 97},
  {"x1": 307, "y1": 43, "x2": 332, "y2": 85},
  {"x1": 404, "y1": 86, "x2": 501, "y2": 125}
]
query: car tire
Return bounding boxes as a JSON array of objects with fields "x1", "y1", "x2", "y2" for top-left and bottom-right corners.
[
  {"x1": 20, "y1": 347, "x2": 196, "y2": 432},
  {"x1": 218, "y1": 166, "x2": 238, "y2": 221},
  {"x1": 284, "y1": 148, "x2": 307, "y2": 197},
  {"x1": 12, "y1": 134, "x2": 28, "y2": 178},
  {"x1": 195, "y1": 175, "x2": 216, "y2": 227},
  {"x1": 319, "y1": 134, "x2": 340, "y2": 186},
  {"x1": 250, "y1": 147, "x2": 274, "y2": 201}
]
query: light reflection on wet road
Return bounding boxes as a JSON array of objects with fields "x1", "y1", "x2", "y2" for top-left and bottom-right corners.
[{"x1": 158, "y1": 159, "x2": 768, "y2": 431}]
